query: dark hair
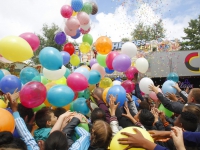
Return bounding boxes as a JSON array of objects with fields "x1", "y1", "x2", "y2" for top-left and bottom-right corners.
[
  {"x1": 139, "y1": 101, "x2": 151, "y2": 110},
  {"x1": 35, "y1": 107, "x2": 53, "y2": 128},
  {"x1": 18, "y1": 104, "x2": 34, "y2": 122},
  {"x1": 0, "y1": 131, "x2": 27, "y2": 150},
  {"x1": 45, "y1": 130, "x2": 68, "y2": 150},
  {"x1": 54, "y1": 107, "x2": 66, "y2": 118},
  {"x1": 139, "y1": 109, "x2": 155, "y2": 126},
  {"x1": 91, "y1": 108, "x2": 106, "y2": 123},
  {"x1": 180, "y1": 111, "x2": 198, "y2": 132},
  {"x1": 183, "y1": 104, "x2": 200, "y2": 121},
  {"x1": 191, "y1": 88, "x2": 200, "y2": 104}
]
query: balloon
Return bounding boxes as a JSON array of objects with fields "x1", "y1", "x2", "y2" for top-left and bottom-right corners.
[
  {"x1": 167, "y1": 72, "x2": 179, "y2": 82},
  {"x1": 106, "y1": 85, "x2": 126, "y2": 107},
  {"x1": 43, "y1": 66, "x2": 67, "y2": 80},
  {"x1": 71, "y1": 0, "x2": 83, "y2": 12},
  {"x1": 80, "y1": 27, "x2": 90, "y2": 34},
  {"x1": 88, "y1": 70, "x2": 101, "y2": 85},
  {"x1": 71, "y1": 29, "x2": 81, "y2": 39},
  {"x1": 105, "y1": 67, "x2": 114, "y2": 74},
  {"x1": 60, "y1": 5, "x2": 73, "y2": 18},
  {"x1": 162, "y1": 80, "x2": 177, "y2": 95},
  {"x1": 81, "y1": 2, "x2": 92, "y2": 14},
  {"x1": 135, "y1": 58, "x2": 149, "y2": 74},
  {"x1": 106, "y1": 51, "x2": 120, "y2": 70},
  {"x1": 80, "y1": 23, "x2": 90, "y2": 30},
  {"x1": 0, "y1": 69, "x2": 11, "y2": 80},
  {"x1": 81, "y1": 65, "x2": 90, "y2": 71},
  {"x1": 67, "y1": 73, "x2": 88, "y2": 91},
  {"x1": 124, "y1": 66, "x2": 138, "y2": 80},
  {"x1": 70, "y1": 54, "x2": 80, "y2": 66},
  {"x1": 64, "y1": 68, "x2": 71, "y2": 78},
  {"x1": 99, "y1": 77, "x2": 113, "y2": 89},
  {"x1": 20, "y1": 81, "x2": 47, "y2": 108},
  {"x1": 47, "y1": 85, "x2": 74, "y2": 107},
  {"x1": 95, "y1": 36, "x2": 112, "y2": 55},
  {"x1": 64, "y1": 26, "x2": 77, "y2": 36},
  {"x1": 74, "y1": 67, "x2": 90, "y2": 79},
  {"x1": 112, "y1": 80, "x2": 121, "y2": 86},
  {"x1": 77, "y1": 12, "x2": 90, "y2": 25},
  {"x1": 39, "y1": 47, "x2": 63, "y2": 70},
  {"x1": 20, "y1": 67, "x2": 40, "y2": 84},
  {"x1": 121, "y1": 80, "x2": 135, "y2": 93},
  {"x1": 73, "y1": 98, "x2": 89, "y2": 115},
  {"x1": 0, "y1": 108, "x2": 15, "y2": 133},
  {"x1": 54, "y1": 31, "x2": 67, "y2": 45},
  {"x1": 110, "y1": 127, "x2": 154, "y2": 150},
  {"x1": 32, "y1": 103, "x2": 46, "y2": 112},
  {"x1": 79, "y1": 42, "x2": 91, "y2": 53},
  {"x1": 121, "y1": 42, "x2": 137, "y2": 58},
  {"x1": 93, "y1": 87, "x2": 104, "y2": 100},
  {"x1": 32, "y1": 75, "x2": 48, "y2": 85},
  {"x1": 55, "y1": 76, "x2": 66, "y2": 85},
  {"x1": 0, "y1": 75, "x2": 21, "y2": 94},
  {"x1": 63, "y1": 43, "x2": 75, "y2": 55},
  {"x1": 97, "y1": 54, "x2": 107, "y2": 67},
  {"x1": 44, "y1": 82, "x2": 57, "y2": 107},
  {"x1": 89, "y1": 58, "x2": 97, "y2": 67},
  {"x1": 72, "y1": 11, "x2": 78, "y2": 16},
  {"x1": 60, "y1": 51, "x2": 70, "y2": 65},
  {"x1": 139, "y1": 77, "x2": 154, "y2": 94},
  {"x1": 112, "y1": 54, "x2": 131, "y2": 72},
  {"x1": 149, "y1": 88, "x2": 162, "y2": 101},
  {"x1": 66, "y1": 17, "x2": 80, "y2": 31},
  {"x1": 91, "y1": 2, "x2": 98, "y2": 15},
  {"x1": 78, "y1": 89, "x2": 90, "y2": 99},
  {"x1": 102, "y1": 87, "x2": 110, "y2": 103},
  {"x1": 159, "y1": 104, "x2": 173, "y2": 117},
  {"x1": 82, "y1": 34, "x2": 93, "y2": 45},
  {"x1": 91, "y1": 63, "x2": 105, "y2": 78},
  {"x1": 0, "y1": 99, "x2": 8, "y2": 108},
  {"x1": 132, "y1": 95, "x2": 139, "y2": 107},
  {"x1": 0, "y1": 36, "x2": 33, "y2": 62}
]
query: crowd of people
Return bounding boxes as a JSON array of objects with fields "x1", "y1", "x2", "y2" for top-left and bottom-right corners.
[{"x1": 0, "y1": 73, "x2": 200, "y2": 150}]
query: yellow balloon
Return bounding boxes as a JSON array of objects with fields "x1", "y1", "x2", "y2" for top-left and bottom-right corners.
[
  {"x1": 0, "y1": 36, "x2": 33, "y2": 62},
  {"x1": 99, "y1": 77, "x2": 113, "y2": 89},
  {"x1": 54, "y1": 77, "x2": 66, "y2": 85},
  {"x1": 44, "y1": 82, "x2": 57, "y2": 107},
  {"x1": 70, "y1": 54, "x2": 80, "y2": 66},
  {"x1": 0, "y1": 99, "x2": 8, "y2": 108},
  {"x1": 132, "y1": 62, "x2": 135, "y2": 66},
  {"x1": 88, "y1": 84, "x2": 96, "y2": 92},
  {"x1": 72, "y1": 11, "x2": 78, "y2": 16},
  {"x1": 102, "y1": 87, "x2": 110, "y2": 103},
  {"x1": 79, "y1": 42, "x2": 91, "y2": 54},
  {"x1": 110, "y1": 127, "x2": 154, "y2": 150}
]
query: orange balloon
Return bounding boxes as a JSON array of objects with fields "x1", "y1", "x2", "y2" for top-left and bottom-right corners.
[
  {"x1": 63, "y1": 104, "x2": 70, "y2": 110},
  {"x1": 102, "y1": 87, "x2": 110, "y2": 103},
  {"x1": 81, "y1": 65, "x2": 90, "y2": 71},
  {"x1": 95, "y1": 36, "x2": 112, "y2": 55},
  {"x1": 44, "y1": 82, "x2": 57, "y2": 107},
  {"x1": 0, "y1": 108, "x2": 15, "y2": 133}
]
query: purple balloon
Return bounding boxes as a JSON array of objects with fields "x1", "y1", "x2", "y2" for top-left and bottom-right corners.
[
  {"x1": 60, "y1": 51, "x2": 70, "y2": 65},
  {"x1": 54, "y1": 31, "x2": 67, "y2": 45},
  {"x1": 112, "y1": 54, "x2": 131, "y2": 72},
  {"x1": 90, "y1": 58, "x2": 97, "y2": 67}
]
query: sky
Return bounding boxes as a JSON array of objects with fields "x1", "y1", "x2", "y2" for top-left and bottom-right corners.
[{"x1": 0, "y1": 0, "x2": 199, "y2": 43}]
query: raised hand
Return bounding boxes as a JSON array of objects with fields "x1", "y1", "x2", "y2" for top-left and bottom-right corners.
[{"x1": 109, "y1": 94, "x2": 119, "y2": 116}]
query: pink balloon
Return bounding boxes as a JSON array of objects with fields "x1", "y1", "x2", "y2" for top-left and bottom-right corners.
[
  {"x1": 67, "y1": 72, "x2": 88, "y2": 91},
  {"x1": 77, "y1": 12, "x2": 90, "y2": 25},
  {"x1": 124, "y1": 66, "x2": 138, "y2": 80},
  {"x1": 20, "y1": 81, "x2": 47, "y2": 108},
  {"x1": 149, "y1": 88, "x2": 162, "y2": 101},
  {"x1": 66, "y1": 17, "x2": 80, "y2": 31},
  {"x1": 91, "y1": 63, "x2": 105, "y2": 78},
  {"x1": 106, "y1": 51, "x2": 120, "y2": 70},
  {"x1": 60, "y1": 5, "x2": 73, "y2": 18},
  {"x1": 80, "y1": 28, "x2": 90, "y2": 34},
  {"x1": 121, "y1": 80, "x2": 135, "y2": 93},
  {"x1": 64, "y1": 26, "x2": 77, "y2": 36},
  {"x1": 19, "y1": 32, "x2": 40, "y2": 51}
]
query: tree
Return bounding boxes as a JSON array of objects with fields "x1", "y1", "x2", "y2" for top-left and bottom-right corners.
[
  {"x1": 181, "y1": 15, "x2": 200, "y2": 50},
  {"x1": 121, "y1": 37, "x2": 130, "y2": 42}
]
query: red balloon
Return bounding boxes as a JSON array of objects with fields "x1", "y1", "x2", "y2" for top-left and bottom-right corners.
[
  {"x1": 20, "y1": 81, "x2": 47, "y2": 108},
  {"x1": 106, "y1": 51, "x2": 120, "y2": 70},
  {"x1": 63, "y1": 43, "x2": 75, "y2": 55},
  {"x1": 124, "y1": 66, "x2": 138, "y2": 80},
  {"x1": 73, "y1": 92, "x2": 78, "y2": 100},
  {"x1": 121, "y1": 80, "x2": 135, "y2": 93}
]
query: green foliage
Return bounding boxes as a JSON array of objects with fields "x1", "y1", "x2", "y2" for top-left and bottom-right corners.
[{"x1": 121, "y1": 38, "x2": 130, "y2": 42}]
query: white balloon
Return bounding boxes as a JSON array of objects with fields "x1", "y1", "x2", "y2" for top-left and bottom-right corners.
[
  {"x1": 139, "y1": 77, "x2": 154, "y2": 94},
  {"x1": 113, "y1": 80, "x2": 121, "y2": 85},
  {"x1": 43, "y1": 66, "x2": 66, "y2": 80},
  {"x1": 80, "y1": 23, "x2": 90, "y2": 30},
  {"x1": 135, "y1": 58, "x2": 149, "y2": 73},
  {"x1": 1, "y1": 69, "x2": 11, "y2": 76},
  {"x1": 121, "y1": 42, "x2": 137, "y2": 58}
]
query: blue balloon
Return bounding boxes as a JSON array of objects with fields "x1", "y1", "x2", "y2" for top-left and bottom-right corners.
[
  {"x1": 73, "y1": 98, "x2": 89, "y2": 115},
  {"x1": 132, "y1": 95, "x2": 139, "y2": 107},
  {"x1": 39, "y1": 47, "x2": 63, "y2": 70},
  {"x1": 60, "y1": 51, "x2": 70, "y2": 65},
  {"x1": 20, "y1": 67, "x2": 40, "y2": 84},
  {"x1": 54, "y1": 31, "x2": 66, "y2": 45},
  {"x1": 88, "y1": 70, "x2": 101, "y2": 84},
  {"x1": 162, "y1": 80, "x2": 177, "y2": 95},
  {"x1": 71, "y1": 0, "x2": 83, "y2": 12},
  {"x1": 0, "y1": 70, "x2": 4, "y2": 81},
  {"x1": 71, "y1": 29, "x2": 81, "y2": 39},
  {"x1": 64, "y1": 68, "x2": 71, "y2": 78},
  {"x1": 0, "y1": 75, "x2": 21, "y2": 94},
  {"x1": 106, "y1": 85, "x2": 126, "y2": 107},
  {"x1": 74, "y1": 67, "x2": 90, "y2": 79},
  {"x1": 167, "y1": 72, "x2": 179, "y2": 82},
  {"x1": 105, "y1": 67, "x2": 114, "y2": 74},
  {"x1": 47, "y1": 85, "x2": 74, "y2": 107}
]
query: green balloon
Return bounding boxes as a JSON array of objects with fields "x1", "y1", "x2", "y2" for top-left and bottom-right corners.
[
  {"x1": 158, "y1": 104, "x2": 173, "y2": 117},
  {"x1": 64, "y1": 68, "x2": 71, "y2": 78},
  {"x1": 32, "y1": 75, "x2": 48, "y2": 85},
  {"x1": 82, "y1": 34, "x2": 93, "y2": 45},
  {"x1": 32, "y1": 103, "x2": 46, "y2": 112},
  {"x1": 70, "y1": 102, "x2": 74, "y2": 111},
  {"x1": 81, "y1": 2, "x2": 92, "y2": 14},
  {"x1": 97, "y1": 54, "x2": 107, "y2": 67},
  {"x1": 75, "y1": 123, "x2": 89, "y2": 139},
  {"x1": 78, "y1": 89, "x2": 90, "y2": 99}
]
